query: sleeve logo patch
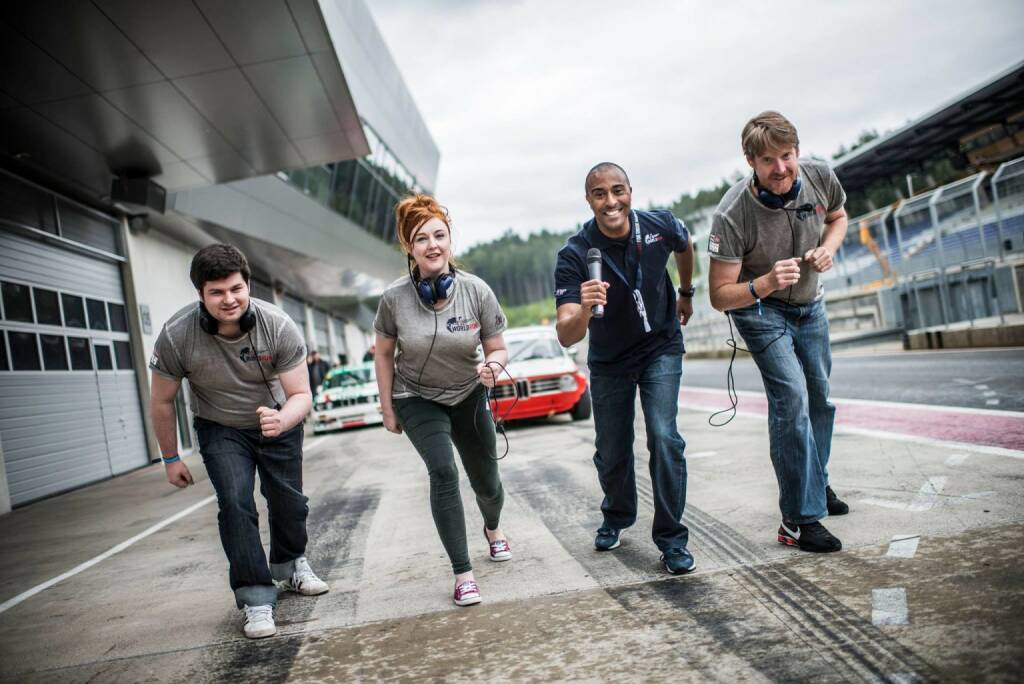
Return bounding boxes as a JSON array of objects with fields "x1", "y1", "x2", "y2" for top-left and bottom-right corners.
[
  {"x1": 149, "y1": 353, "x2": 159, "y2": 367},
  {"x1": 708, "y1": 234, "x2": 721, "y2": 254}
]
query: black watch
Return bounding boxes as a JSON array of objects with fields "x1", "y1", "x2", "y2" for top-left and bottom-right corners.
[{"x1": 677, "y1": 286, "x2": 695, "y2": 298}]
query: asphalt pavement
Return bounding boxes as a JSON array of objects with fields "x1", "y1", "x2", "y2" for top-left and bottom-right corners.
[
  {"x1": 682, "y1": 347, "x2": 1024, "y2": 412},
  {"x1": 1, "y1": 378, "x2": 1022, "y2": 682}
]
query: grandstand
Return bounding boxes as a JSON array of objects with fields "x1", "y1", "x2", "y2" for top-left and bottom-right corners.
[{"x1": 684, "y1": 60, "x2": 1024, "y2": 353}]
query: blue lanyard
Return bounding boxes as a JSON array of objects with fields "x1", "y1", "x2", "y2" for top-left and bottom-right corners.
[
  {"x1": 596, "y1": 211, "x2": 651, "y2": 333},
  {"x1": 600, "y1": 210, "x2": 643, "y2": 291}
]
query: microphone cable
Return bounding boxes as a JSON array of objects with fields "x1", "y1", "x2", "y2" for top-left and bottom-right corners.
[
  {"x1": 708, "y1": 211, "x2": 799, "y2": 427},
  {"x1": 394, "y1": 303, "x2": 520, "y2": 460}
]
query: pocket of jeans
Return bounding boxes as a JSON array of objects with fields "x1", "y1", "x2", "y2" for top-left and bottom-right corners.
[{"x1": 730, "y1": 306, "x2": 777, "y2": 338}]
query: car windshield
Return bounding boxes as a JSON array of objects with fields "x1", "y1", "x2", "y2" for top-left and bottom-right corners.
[
  {"x1": 324, "y1": 367, "x2": 373, "y2": 388},
  {"x1": 507, "y1": 336, "x2": 563, "y2": 361}
]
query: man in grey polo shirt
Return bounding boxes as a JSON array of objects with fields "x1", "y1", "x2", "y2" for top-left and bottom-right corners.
[
  {"x1": 708, "y1": 111, "x2": 850, "y2": 554},
  {"x1": 149, "y1": 244, "x2": 328, "y2": 639}
]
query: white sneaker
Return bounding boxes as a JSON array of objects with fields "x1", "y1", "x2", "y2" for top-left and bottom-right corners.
[
  {"x1": 277, "y1": 556, "x2": 329, "y2": 596},
  {"x1": 243, "y1": 604, "x2": 276, "y2": 639}
]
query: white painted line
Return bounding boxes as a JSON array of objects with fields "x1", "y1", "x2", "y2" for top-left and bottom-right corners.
[
  {"x1": 886, "y1": 673, "x2": 918, "y2": 683},
  {"x1": 975, "y1": 384, "x2": 989, "y2": 390},
  {"x1": 945, "y1": 453, "x2": 970, "y2": 466},
  {"x1": 886, "y1": 535, "x2": 920, "y2": 558},
  {"x1": 860, "y1": 497, "x2": 909, "y2": 511},
  {"x1": 907, "y1": 477, "x2": 947, "y2": 512},
  {"x1": 833, "y1": 425, "x2": 1024, "y2": 459},
  {"x1": 0, "y1": 434, "x2": 333, "y2": 616},
  {"x1": 986, "y1": 399, "x2": 1001, "y2": 406},
  {"x1": 0, "y1": 495, "x2": 216, "y2": 616},
  {"x1": 682, "y1": 401, "x2": 1024, "y2": 459},
  {"x1": 685, "y1": 386, "x2": 1024, "y2": 418},
  {"x1": 982, "y1": 391, "x2": 997, "y2": 397},
  {"x1": 686, "y1": 450, "x2": 718, "y2": 459},
  {"x1": 872, "y1": 588, "x2": 909, "y2": 625}
]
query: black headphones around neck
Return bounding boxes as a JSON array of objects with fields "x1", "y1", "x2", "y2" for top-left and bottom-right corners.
[
  {"x1": 753, "y1": 173, "x2": 803, "y2": 210},
  {"x1": 753, "y1": 174, "x2": 816, "y2": 220},
  {"x1": 198, "y1": 301, "x2": 257, "y2": 335}
]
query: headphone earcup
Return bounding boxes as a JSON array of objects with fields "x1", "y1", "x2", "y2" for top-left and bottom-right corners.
[
  {"x1": 416, "y1": 278, "x2": 436, "y2": 305},
  {"x1": 239, "y1": 304, "x2": 257, "y2": 333},
  {"x1": 435, "y1": 273, "x2": 455, "y2": 300},
  {"x1": 198, "y1": 303, "x2": 218, "y2": 334}
]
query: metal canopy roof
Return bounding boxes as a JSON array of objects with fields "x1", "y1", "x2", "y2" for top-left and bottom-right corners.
[
  {"x1": 833, "y1": 60, "x2": 1024, "y2": 193},
  {"x1": 0, "y1": 0, "x2": 369, "y2": 201}
]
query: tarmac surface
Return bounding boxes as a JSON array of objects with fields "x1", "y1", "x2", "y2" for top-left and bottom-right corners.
[
  {"x1": 1, "y1": 377, "x2": 1022, "y2": 682},
  {"x1": 683, "y1": 346, "x2": 1024, "y2": 411}
]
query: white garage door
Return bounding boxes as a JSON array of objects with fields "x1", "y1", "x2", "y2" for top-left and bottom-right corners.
[{"x1": 0, "y1": 230, "x2": 149, "y2": 506}]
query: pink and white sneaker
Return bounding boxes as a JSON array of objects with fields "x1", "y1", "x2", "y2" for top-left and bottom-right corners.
[
  {"x1": 485, "y1": 527, "x2": 512, "y2": 562},
  {"x1": 453, "y1": 580, "x2": 482, "y2": 607}
]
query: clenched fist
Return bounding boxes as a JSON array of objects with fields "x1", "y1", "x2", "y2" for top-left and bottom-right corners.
[
  {"x1": 257, "y1": 406, "x2": 284, "y2": 437},
  {"x1": 767, "y1": 258, "x2": 802, "y2": 292}
]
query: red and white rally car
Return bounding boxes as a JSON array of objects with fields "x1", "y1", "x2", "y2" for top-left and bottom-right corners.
[{"x1": 489, "y1": 326, "x2": 590, "y2": 423}]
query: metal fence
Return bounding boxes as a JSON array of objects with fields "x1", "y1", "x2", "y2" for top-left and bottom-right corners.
[
  {"x1": 832, "y1": 155, "x2": 1024, "y2": 293},
  {"x1": 684, "y1": 154, "x2": 1024, "y2": 349}
]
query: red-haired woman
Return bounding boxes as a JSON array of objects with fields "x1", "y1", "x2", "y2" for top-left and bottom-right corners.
[{"x1": 373, "y1": 194, "x2": 512, "y2": 607}]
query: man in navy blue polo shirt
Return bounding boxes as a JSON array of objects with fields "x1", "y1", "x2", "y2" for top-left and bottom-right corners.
[{"x1": 554, "y1": 162, "x2": 697, "y2": 575}]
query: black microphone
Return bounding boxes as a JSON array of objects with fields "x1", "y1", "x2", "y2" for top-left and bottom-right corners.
[{"x1": 586, "y1": 248, "x2": 604, "y2": 319}]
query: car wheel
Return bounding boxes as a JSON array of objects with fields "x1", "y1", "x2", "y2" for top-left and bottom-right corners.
[{"x1": 570, "y1": 387, "x2": 592, "y2": 421}]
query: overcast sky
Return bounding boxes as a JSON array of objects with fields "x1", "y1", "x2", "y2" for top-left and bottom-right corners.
[{"x1": 369, "y1": 1, "x2": 1023, "y2": 249}]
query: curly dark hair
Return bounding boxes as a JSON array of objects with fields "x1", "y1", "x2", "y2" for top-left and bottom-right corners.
[{"x1": 190, "y1": 243, "x2": 251, "y2": 291}]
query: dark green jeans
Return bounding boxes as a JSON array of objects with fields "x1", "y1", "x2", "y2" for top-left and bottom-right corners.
[{"x1": 394, "y1": 385, "x2": 503, "y2": 574}]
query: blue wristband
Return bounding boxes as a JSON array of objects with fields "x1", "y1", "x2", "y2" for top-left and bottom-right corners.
[
  {"x1": 162, "y1": 454, "x2": 180, "y2": 464},
  {"x1": 748, "y1": 280, "x2": 763, "y2": 316}
]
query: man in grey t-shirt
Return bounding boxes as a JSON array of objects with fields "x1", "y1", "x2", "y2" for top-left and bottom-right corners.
[
  {"x1": 149, "y1": 244, "x2": 328, "y2": 639},
  {"x1": 708, "y1": 111, "x2": 850, "y2": 554}
]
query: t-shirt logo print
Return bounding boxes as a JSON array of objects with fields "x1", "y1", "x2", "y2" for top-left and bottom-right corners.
[
  {"x1": 240, "y1": 346, "x2": 273, "y2": 363},
  {"x1": 446, "y1": 316, "x2": 480, "y2": 333}
]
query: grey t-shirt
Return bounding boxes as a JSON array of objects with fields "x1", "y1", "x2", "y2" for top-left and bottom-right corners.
[
  {"x1": 149, "y1": 298, "x2": 307, "y2": 429},
  {"x1": 373, "y1": 271, "x2": 507, "y2": 406},
  {"x1": 708, "y1": 158, "x2": 846, "y2": 304}
]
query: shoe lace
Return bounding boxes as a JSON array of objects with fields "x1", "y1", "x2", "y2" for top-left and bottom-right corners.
[
  {"x1": 293, "y1": 557, "x2": 318, "y2": 584},
  {"x1": 456, "y1": 580, "x2": 479, "y2": 597},
  {"x1": 597, "y1": 527, "x2": 616, "y2": 537},
  {"x1": 245, "y1": 605, "x2": 273, "y2": 622}
]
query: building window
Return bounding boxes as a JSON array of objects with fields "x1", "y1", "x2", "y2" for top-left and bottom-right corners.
[
  {"x1": 108, "y1": 302, "x2": 128, "y2": 332},
  {"x1": 68, "y1": 336, "x2": 92, "y2": 370},
  {"x1": 86, "y1": 298, "x2": 109, "y2": 330},
  {"x1": 2, "y1": 282, "x2": 34, "y2": 322},
  {"x1": 62, "y1": 294, "x2": 87, "y2": 328},
  {"x1": 40, "y1": 334, "x2": 68, "y2": 370},
  {"x1": 95, "y1": 344, "x2": 113, "y2": 370},
  {"x1": 0, "y1": 333, "x2": 8, "y2": 371},
  {"x1": 113, "y1": 340, "x2": 133, "y2": 370},
  {"x1": 9, "y1": 331, "x2": 41, "y2": 370},
  {"x1": 34, "y1": 288, "x2": 62, "y2": 326}
]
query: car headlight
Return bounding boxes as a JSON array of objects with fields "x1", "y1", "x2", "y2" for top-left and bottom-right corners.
[{"x1": 559, "y1": 374, "x2": 577, "y2": 391}]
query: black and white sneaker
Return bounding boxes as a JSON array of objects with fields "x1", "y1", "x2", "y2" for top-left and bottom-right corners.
[
  {"x1": 777, "y1": 521, "x2": 842, "y2": 553},
  {"x1": 826, "y1": 486, "x2": 849, "y2": 516}
]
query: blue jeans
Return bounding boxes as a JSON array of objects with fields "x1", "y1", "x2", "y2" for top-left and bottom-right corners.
[
  {"x1": 194, "y1": 417, "x2": 310, "y2": 609},
  {"x1": 589, "y1": 352, "x2": 689, "y2": 551},
  {"x1": 730, "y1": 299, "x2": 835, "y2": 524}
]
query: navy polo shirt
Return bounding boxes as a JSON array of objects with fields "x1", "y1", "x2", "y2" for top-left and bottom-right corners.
[{"x1": 554, "y1": 209, "x2": 689, "y2": 375}]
